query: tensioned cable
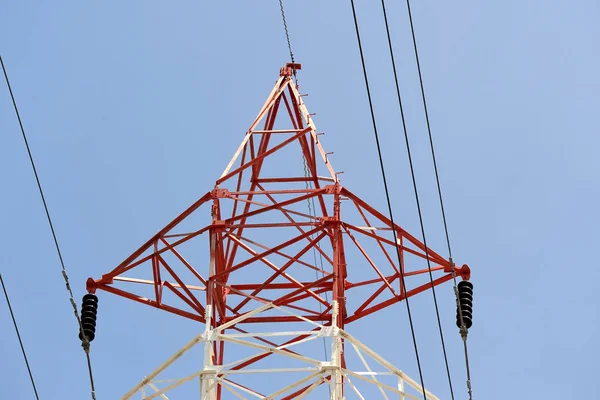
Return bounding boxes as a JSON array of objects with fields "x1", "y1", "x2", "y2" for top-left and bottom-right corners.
[
  {"x1": 1, "y1": 274, "x2": 40, "y2": 400},
  {"x1": 278, "y1": 0, "x2": 299, "y2": 85},
  {"x1": 1, "y1": 55, "x2": 97, "y2": 400},
  {"x1": 378, "y1": 0, "x2": 455, "y2": 398},
  {"x1": 347, "y1": 1, "x2": 428, "y2": 398},
  {"x1": 403, "y1": 1, "x2": 474, "y2": 397}
]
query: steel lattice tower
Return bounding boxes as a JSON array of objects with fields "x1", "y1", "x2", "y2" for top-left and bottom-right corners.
[{"x1": 87, "y1": 64, "x2": 471, "y2": 399}]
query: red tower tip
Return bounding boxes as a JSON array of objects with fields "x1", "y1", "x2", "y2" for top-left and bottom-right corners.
[{"x1": 280, "y1": 63, "x2": 302, "y2": 77}]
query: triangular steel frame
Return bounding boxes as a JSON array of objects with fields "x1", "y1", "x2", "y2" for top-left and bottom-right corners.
[{"x1": 88, "y1": 64, "x2": 470, "y2": 399}]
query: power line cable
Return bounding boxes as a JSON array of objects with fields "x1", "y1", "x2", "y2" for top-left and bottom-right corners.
[
  {"x1": 403, "y1": 1, "x2": 474, "y2": 397},
  {"x1": 347, "y1": 1, "x2": 428, "y2": 398},
  {"x1": 1, "y1": 274, "x2": 40, "y2": 400},
  {"x1": 1, "y1": 55, "x2": 97, "y2": 400},
  {"x1": 378, "y1": 1, "x2": 455, "y2": 398},
  {"x1": 404, "y1": 0, "x2": 452, "y2": 259},
  {"x1": 278, "y1": 0, "x2": 299, "y2": 85}
]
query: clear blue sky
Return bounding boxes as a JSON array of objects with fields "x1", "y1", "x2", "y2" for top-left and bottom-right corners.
[{"x1": 1, "y1": 1, "x2": 599, "y2": 399}]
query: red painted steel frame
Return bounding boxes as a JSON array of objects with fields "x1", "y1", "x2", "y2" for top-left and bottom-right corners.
[{"x1": 88, "y1": 64, "x2": 470, "y2": 398}]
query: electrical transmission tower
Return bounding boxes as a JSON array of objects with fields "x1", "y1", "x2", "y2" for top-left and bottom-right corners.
[{"x1": 86, "y1": 64, "x2": 471, "y2": 399}]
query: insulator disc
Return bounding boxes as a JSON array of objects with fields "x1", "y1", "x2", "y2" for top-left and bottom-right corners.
[
  {"x1": 82, "y1": 303, "x2": 98, "y2": 312},
  {"x1": 81, "y1": 305, "x2": 97, "y2": 315},
  {"x1": 459, "y1": 291, "x2": 473, "y2": 300},
  {"x1": 81, "y1": 321, "x2": 96, "y2": 330},
  {"x1": 459, "y1": 300, "x2": 472, "y2": 309},
  {"x1": 82, "y1": 294, "x2": 98, "y2": 304},
  {"x1": 458, "y1": 304, "x2": 472, "y2": 315},
  {"x1": 456, "y1": 309, "x2": 472, "y2": 320},
  {"x1": 79, "y1": 322, "x2": 96, "y2": 336},
  {"x1": 459, "y1": 304, "x2": 472, "y2": 313},
  {"x1": 81, "y1": 306, "x2": 97, "y2": 315},
  {"x1": 459, "y1": 297, "x2": 472, "y2": 304},
  {"x1": 81, "y1": 313, "x2": 96, "y2": 323},
  {"x1": 82, "y1": 299, "x2": 98, "y2": 308},
  {"x1": 456, "y1": 316, "x2": 472, "y2": 329},
  {"x1": 79, "y1": 329, "x2": 96, "y2": 342},
  {"x1": 459, "y1": 293, "x2": 472, "y2": 301},
  {"x1": 81, "y1": 316, "x2": 97, "y2": 326},
  {"x1": 459, "y1": 286, "x2": 473, "y2": 294}
]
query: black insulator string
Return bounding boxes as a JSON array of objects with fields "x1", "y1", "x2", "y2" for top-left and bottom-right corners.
[
  {"x1": 1, "y1": 55, "x2": 97, "y2": 400},
  {"x1": 347, "y1": 1, "x2": 428, "y2": 398},
  {"x1": 1, "y1": 274, "x2": 40, "y2": 400}
]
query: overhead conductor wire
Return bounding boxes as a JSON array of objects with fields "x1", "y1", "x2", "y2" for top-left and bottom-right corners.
[
  {"x1": 347, "y1": 1, "x2": 428, "y2": 398},
  {"x1": 278, "y1": 0, "x2": 299, "y2": 85},
  {"x1": 1, "y1": 274, "x2": 40, "y2": 400},
  {"x1": 403, "y1": 0, "x2": 474, "y2": 398},
  {"x1": 377, "y1": 0, "x2": 457, "y2": 398},
  {"x1": 278, "y1": 1, "x2": 333, "y2": 395},
  {"x1": 1, "y1": 56, "x2": 98, "y2": 400}
]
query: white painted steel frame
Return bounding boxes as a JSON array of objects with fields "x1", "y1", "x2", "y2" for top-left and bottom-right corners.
[{"x1": 122, "y1": 301, "x2": 438, "y2": 400}]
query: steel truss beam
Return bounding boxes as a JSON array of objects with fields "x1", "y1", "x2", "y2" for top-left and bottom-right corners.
[{"x1": 89, "y1": 64, "x2": 470, "y2": 399}]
